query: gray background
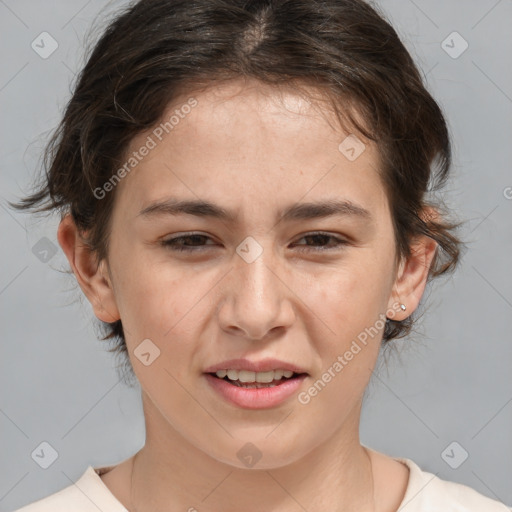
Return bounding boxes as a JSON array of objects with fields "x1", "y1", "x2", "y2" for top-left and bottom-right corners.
[{"x1": 1, "y1": 0, "x2": 511, "y2": 510}]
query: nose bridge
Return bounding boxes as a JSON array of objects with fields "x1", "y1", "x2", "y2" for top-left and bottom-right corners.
[
  {"x1": 219, "y1": 235, "x2": 294, "y2": 338},
  {"x1": 236, "y1": 235, "x2": 281, "y2": 313}
]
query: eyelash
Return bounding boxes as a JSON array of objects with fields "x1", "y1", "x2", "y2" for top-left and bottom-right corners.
[{"x1": 160, "y1": 232, "x2": 349, "y2": 252}]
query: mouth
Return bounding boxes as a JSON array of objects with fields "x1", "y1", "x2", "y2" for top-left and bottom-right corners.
[
  {"x1": 206, "y1": 370, "x2": 308, "y2": 389},
  {"x1": 203, "y1": 359, "x2": 310, "y2": 408},
  {"x1": 204, "y1": 369, "x2": 309, "y2": 409}
]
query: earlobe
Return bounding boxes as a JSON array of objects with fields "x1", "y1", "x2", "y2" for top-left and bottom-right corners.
[{"x1": 57, "y1": 214, "x2": 120, "y2": 323}]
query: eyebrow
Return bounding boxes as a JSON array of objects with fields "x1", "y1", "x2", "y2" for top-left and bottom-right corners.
[{"x1": 138, "y1": 197, "x2": 372, "y2": 223}]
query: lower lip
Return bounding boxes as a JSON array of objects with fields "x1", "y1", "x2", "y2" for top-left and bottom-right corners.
[{"x1": 204, "y1": 373, "x2": 308, "y2": 409}]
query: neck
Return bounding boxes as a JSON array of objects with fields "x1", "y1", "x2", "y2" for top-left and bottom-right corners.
[{"x1": 129, "y1": 393, "x2": 375, "y2": 512}]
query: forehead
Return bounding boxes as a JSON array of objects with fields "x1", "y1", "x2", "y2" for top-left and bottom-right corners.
[
  {"x1": 114, "y1": 78, "x2": 389, "y2": 223},
  {"x1": 170, "y1": 78, "x2": 359, "y2": 149}
]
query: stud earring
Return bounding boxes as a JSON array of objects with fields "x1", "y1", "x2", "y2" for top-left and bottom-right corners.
[{"x1": 395, "y1": 286, "x2": 406, "y2": 313}]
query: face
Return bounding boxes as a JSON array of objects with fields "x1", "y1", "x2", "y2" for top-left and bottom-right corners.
[{"x1": 65, "y1": 78, "x2": 425, "y2": 469}]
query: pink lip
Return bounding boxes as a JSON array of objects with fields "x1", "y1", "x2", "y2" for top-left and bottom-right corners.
[
  {"x1": 203, "y1": 357, "x2": 308, "y2": 374},
  {"x1": 204, "y1": 373, "x2": 308, "y2": 409}
]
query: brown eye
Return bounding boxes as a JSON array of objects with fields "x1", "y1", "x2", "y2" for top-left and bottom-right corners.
[
  {"x1": 292, "y1": 232, "x2": 348, "y2": 251},
  {"x1": 161, "y1": 234, "x2": 217, "y2": 252}
]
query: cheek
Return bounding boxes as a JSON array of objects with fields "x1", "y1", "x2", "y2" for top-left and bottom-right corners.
[
  {"x1": 304, "y1": 258, "x2": 392, "y2": 382},
  {"x1": 298, "y1": 272, "x2": 385, "y2": 415},
  {"x1": 117, "y1": 271, "x2": 203, "y2": 389},
  {"x1": 314, "y1": 256, "x2": 392, "y2": 328},
  {"x1": 122, "y1": 275, "x2": 194, "y2": 340},
  {"x1": 107, "y1": 243, "x2": 190, "y2": 339}
]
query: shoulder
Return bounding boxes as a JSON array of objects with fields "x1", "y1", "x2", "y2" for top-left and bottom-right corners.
[
  {"x1": 11, "y1": 465, "x2": 127, "y2": 512},
  {"x1": 397, "y1": 456, "x2": 512, "y2": 512}
]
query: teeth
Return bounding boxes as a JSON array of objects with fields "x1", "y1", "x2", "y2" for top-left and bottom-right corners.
[{"x1": 215, "y1": 369, "x2": 295, "y2": 382}]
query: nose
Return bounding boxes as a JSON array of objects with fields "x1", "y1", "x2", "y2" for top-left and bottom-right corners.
[{"x1": 217, "y1": 242, "x2": 296, "y2": 340}]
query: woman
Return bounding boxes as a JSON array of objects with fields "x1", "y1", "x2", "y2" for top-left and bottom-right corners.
[{"x1": 10, "y1": 0, "x2": 511, "y2": 510}]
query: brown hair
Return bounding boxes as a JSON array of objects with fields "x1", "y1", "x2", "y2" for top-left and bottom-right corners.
[{"x1": 9, "y1": 0, "x2": 464, "y2": 383}]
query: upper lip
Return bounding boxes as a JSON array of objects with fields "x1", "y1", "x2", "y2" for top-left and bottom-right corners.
[{"x1": 204, "y1": 358, "x2": 308, "y2": 374}]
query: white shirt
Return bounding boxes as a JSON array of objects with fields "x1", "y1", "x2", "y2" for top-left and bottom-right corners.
[{"x1": 13, "y1": 456, "x2": 512, "y2": 511}]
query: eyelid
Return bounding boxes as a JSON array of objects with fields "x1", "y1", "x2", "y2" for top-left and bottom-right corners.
[
  {"x1": 291, "y1": 232, "x2": 349, "y2": 251},
  {"x1": 160, "y1": 231, "x2": 349, "y2": 252},
  {"x1": 160, "y1": 232, "x2": 218, "y2": 252}
]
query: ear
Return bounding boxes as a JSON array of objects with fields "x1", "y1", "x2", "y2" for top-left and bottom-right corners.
[
  {"x1": 387, "y1": 208, "x2": 439, "y2": 320},
  {"x1": 57, "y1": 214, "x2": 120, "y2": 323}
]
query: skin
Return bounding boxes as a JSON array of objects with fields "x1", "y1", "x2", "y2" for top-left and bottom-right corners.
[{"x1": 58, "y1": 77, "x2": 437, "y2": 512}]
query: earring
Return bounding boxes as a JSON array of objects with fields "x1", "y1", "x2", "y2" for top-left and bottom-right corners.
[{"x1": 395, "y1": 286, "x2": 406, "y2": 312}]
